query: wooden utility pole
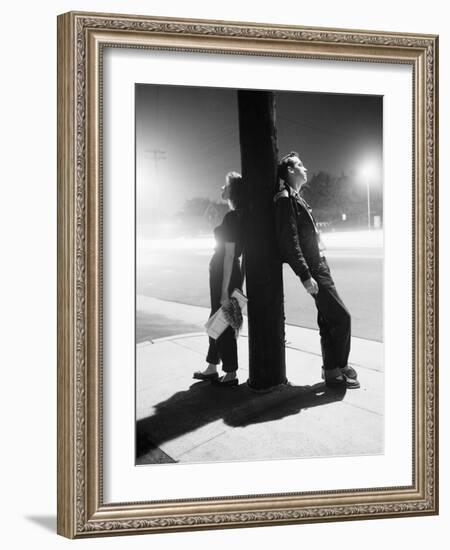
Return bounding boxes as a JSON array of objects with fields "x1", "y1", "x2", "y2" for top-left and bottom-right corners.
[{"x1": 237, "y1": 90, "x2": 286, "y2": 390}]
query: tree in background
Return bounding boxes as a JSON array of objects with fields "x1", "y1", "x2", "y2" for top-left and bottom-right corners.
[
  {"x1": 175, "y1": 197, "x2": 228, "y2": 235},
  {"x1": 302, "y1": 171, "x2": 383, "y2": 229}
]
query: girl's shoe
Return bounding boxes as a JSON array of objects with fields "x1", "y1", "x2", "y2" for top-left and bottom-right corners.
[
  {"x1": 212, "y1": 375, "x2": 239, "y2": 387},
  {"x1": 193, "y1": 371, "x2": 219, "y2": 381}
]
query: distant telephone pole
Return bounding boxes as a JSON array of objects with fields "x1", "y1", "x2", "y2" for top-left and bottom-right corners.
[
  {"x1": 144, "y1": 149, "x2": 167, "y2": 209},
  {"x1": 145, "y1": 149, "x2": 167, "y2": 173}
]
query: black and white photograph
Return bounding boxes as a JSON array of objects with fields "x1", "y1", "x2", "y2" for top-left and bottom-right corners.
[
  {"x1": 1, "y1": 0, "x2": 443, "y2": 544},
  {"x1": 135, "y1": 84, "x2": 383, "y2": 465}
]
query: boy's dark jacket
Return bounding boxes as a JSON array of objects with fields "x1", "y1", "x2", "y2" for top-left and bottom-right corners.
[{"x1": 274, "y1": 186, "x2": 323, "y2": 282}]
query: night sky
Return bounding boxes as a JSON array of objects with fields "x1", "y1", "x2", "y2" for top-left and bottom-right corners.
[{"x1": 135, "y1": 84, "x2": 382, "y2": 218}]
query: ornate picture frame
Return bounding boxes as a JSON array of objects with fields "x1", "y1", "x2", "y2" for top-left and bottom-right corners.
[{"x1": 57, "y1": 11, "x2": 438, "y2": 538}]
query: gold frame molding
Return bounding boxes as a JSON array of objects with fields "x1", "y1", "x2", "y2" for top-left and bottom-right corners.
[{"x1": 57, "y1": 11, "x2": 439, "y2": 538}]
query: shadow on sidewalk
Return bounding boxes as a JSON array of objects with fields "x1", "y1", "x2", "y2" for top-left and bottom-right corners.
[
  {"x1": 136, "y1": 381, "x2": 346, "y2": 462},
  {"x1": 137, "y1": 310, "x2": 202, "y2": 342}
]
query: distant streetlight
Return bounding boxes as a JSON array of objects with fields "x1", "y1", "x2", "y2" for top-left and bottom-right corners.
[{"x1": 359, "y1": 161, "x2": 378, "y2": 230}]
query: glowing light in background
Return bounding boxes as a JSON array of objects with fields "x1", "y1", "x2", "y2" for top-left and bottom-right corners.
[
  {"x1": 359, "y1": 159, "x2": 380, "y2": 181},
  {"x1": 358, "y1": 157, "x2": 382, "y2": 230}
]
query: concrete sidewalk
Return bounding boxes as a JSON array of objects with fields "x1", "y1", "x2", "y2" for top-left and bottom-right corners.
[{"x1": 136, "y1": 296, "x2": 384, "y2": 465}]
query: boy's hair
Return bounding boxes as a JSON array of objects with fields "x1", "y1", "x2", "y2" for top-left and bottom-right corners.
[{"x1": 278, "y1": 151, "x2": 300, "y2": 183}]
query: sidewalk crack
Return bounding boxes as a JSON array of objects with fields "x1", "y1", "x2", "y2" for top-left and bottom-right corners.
[
  {"x1": 341, "y1": 400, "x2": 384, "y2": 417},
  {"x1": 176, "y1": 430, "x2": 227, "y2": 458}
]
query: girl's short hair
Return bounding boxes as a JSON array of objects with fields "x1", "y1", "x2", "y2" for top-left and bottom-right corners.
[{"x1": 226, "y1": 171, "x2": 246, "y2": 209}]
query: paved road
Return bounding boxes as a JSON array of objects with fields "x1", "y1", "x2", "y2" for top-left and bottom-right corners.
[{"x1": 138, "y1": 244, "x2": 382, "y2": 342}]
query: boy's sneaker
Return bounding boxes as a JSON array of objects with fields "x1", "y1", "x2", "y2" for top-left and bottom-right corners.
[{"x1": 322, "y1": 366, "x2": 360, "y2": 389}]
